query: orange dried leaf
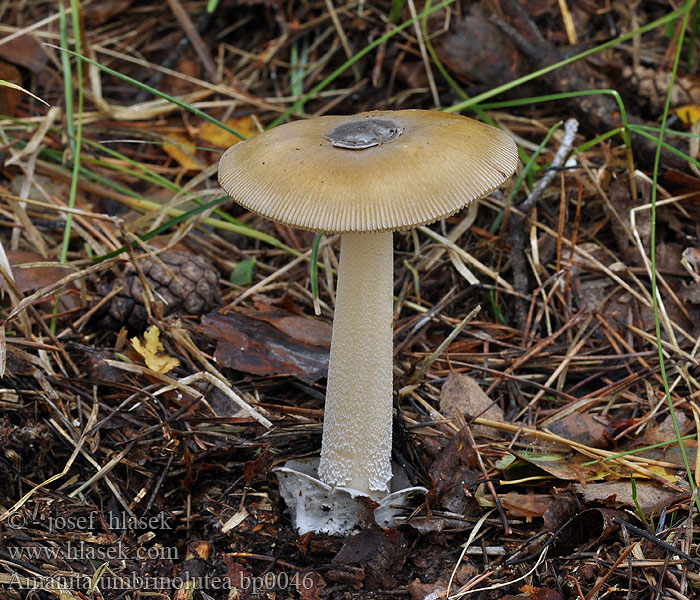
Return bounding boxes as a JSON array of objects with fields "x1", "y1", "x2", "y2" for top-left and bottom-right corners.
[
  {"x1": 200, "y1": 116, "x2": 257, "y2": 148},
  {"x1": 162, "y1": 132, "x2": 199, "y2": 172}
]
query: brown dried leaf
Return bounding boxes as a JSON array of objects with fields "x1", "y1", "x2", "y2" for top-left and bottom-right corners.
[
  {"x1": 547, "y1": 413, "x2": 608, "y2": 449},
  {"x1": 0, "y1": 61, "x2": 21, "y2": 116},
  {"x1": 428, "y1": 426, "x2": 479, "y2": 514},
  {"x1": 519, "y1": 585, "x2": 566, "y2": 600},
  {"x1": 84, "y1": 0, "x2": 136, "y2": 26},
  {"x1": 331, "y1": 528, "x2": 409, "y2": 591},
  {"x1": 297, "y1": 571, "x2": 326, "y2": 600},
  {"x1": 407, "y1": 579, "x2": 447, "y2": 600},
  {"x1": 439, "y1": 373, "x2": 504, "y2": 438},
  {"x1": 432, "y1": 4, "x2": 522, "y2": 91},
  {"x1": 499, "y1": 492, "x2": 551, "y2": 519},
  {"x1": 199, "y1": 309, "x2": 329, "y2": 383},
  {"x1": 0, "y1": 35, "x2": 48, "y2": 74},
  {"x1": 550, "y1": 508, "x2": 624, "y2": 556},
  {"x1": 247, "y1": 298, "x2": 332, "y2": 346},
  {"x1": 3, "y1": 251, "x2": 73, "y2": 294},
  {"x1": 243, "y1": 449, "x2": 271, "y2": 484},
  {"x1": 641, "y1": 413, "x2": 693, "y2": 445},
  {"x1": 543, "y1": 490, "x2": 579, "y2": 532},
  {"x1": 573, "y1": 481, "x2": 686, "y2": 516}
]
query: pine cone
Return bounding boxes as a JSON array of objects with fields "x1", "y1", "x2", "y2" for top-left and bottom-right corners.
[
  {"x1": 622, "y1": 65, "x2": 700, "y2": 113},
  {"x1": 98, "y1": 252, "x2": 221, "y2": 329}
]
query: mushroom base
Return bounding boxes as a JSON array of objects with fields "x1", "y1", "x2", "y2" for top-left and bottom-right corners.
[{"x1": 274, "y1": 459, "x2": 427, "y2": 535}]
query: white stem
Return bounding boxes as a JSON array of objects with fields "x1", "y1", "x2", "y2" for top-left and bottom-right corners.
[{"x1": 318, "y1": 231, "x2": 394, "y2": 496}]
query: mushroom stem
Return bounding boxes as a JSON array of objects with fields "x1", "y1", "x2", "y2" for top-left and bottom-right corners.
[{"x1": 319, "y1": 231, "x2": 394, "y2": 497}]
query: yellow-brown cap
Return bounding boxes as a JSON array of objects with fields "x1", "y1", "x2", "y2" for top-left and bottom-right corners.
[{"x1": 218, "y1": 109, "x2": 518, "y2": 233}]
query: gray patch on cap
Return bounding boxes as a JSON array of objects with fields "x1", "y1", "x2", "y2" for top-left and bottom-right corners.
[{"x1": 324, "y1": 118, "x2": 404, "y2": 150}]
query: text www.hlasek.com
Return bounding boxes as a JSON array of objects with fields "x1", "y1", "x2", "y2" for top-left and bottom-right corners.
[{"x1": 7, "y1": 541, "x2": 176, "y2": 561}]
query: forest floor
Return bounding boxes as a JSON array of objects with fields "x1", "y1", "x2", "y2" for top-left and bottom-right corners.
[{"x1": 1, "y1": 1, "x2": 700, "y2": 599}]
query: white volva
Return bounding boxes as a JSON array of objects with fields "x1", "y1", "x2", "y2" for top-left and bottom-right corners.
[{"x1": 318, "y1": 231, "x2": 394, "y2": 496}]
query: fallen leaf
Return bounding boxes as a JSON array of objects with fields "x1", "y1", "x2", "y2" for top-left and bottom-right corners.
[
  {"x1": 243, "y1": 449, "x2": 271, "y2": 484},
  {"x1": 3, "y1": 251, "x2": 72, "y2": 293},
  {"x1": 163, "y1": 132, "x2": 199, "y2": 172},
  {"x1": 84, "y1": 0, "x2": 136, "y2": 26},
  {"x1": 573, "y1": 481, "x2": 687, "y2": 516},
  {"x1": 162, "y1": 117, "x2": 258, "y2": 172},
  {"x1": 198, "y1": 308, "x2": 330, "y2": 383},
  {"x1": 543, "y1": 490, "x2": 579, "y2": 532},
  {"x1": 510, "y1": 450, "x2": 590, "y2": 481},
  {"x1": 407, "y1": 560, "x2": 476, "y2": 600},
  {"x1": 498, "y1": 492, "x2": 551, "y2": 518},
  {"x1": 200, "y1": 116, "x2": 256, "y2": 148},
  {"x1": 547, "y1": 413, "x2": 609, "y2": 448},
  {"x1": 519, "y1": 584, "x2": 565, "y2": 600},
  {"x1": 674, "y1": 104, "x2": 700, "y2": 125},
  {"x1": 407, "y1": 578, "x2": 447, "y2": 600},
  {"x1": 0, "y1": 62, "x2": 22, "y2": 115},
  {"x1": 0, "y1": 35, "x2": 48, "y2": 74},
  {"x1": 297, "y1": 571, "x2": 326, "y2": 600},
  {"x1": 230, "y1": 258, "x2": 256, "y2": 285},
  {"x1": 642, "y1": 440, "x2": 698, "y2": 469},
  {"x1": 439, "y1": 372, "x2": 504, "y2": 437},
  {"x1": 641, "y1": 412, "x2": 692, "y2": 445},
  {"x1": 546, "y1": 508, "x2": 623, "y2": 558},
  {"x1": 248, "y1": 298, "x2": 332, "y2": 346},
  {"x1": 131, "y1": 325, "x2": 180, "y2": 374},
  {"x1": 331, "y1": 527, "x2": 409, "y2": 591},
  {"x1": 428, "y1": 426, "x2": 479, "y2": 514}
]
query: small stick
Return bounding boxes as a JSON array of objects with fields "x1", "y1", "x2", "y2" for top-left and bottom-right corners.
[
  {"x1": 323, "y1": 0, "x2": 361, "y2": 81},
  {"x1": 583, "y1": 540, "x2": 637, "y2": 600},
  {"x1": 519, "y1": 118, "x2": 578, "y2": 215},
  {"x1": 612, "y1": 518, "x2": 700, "y2": 569},
  {"x1": 463, "y1": 424, "x2": 510, "y2": 535},
  {"x1": 409, "y1": 305, "x2": 480, "y2": 385},
  {"x1": 510, "y1": 119, "x2": 578, "y2": 328}
]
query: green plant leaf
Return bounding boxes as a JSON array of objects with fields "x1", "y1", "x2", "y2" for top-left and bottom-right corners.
[{"x1": 230, "y1": 258, "x2": 256, "y2": 286}]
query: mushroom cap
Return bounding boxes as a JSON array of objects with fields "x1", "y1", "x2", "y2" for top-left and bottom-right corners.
[{"x1": 218, "y1": 109, "x2": 518, "y2": 233}]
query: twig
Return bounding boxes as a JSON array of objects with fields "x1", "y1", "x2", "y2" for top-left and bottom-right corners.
[
  {"x1": 612, "y1": 517, "x2": 700, "y2": 568},
  {"x1": 134, "y1": 5, "x2": 215, "y2": 103},
  {"x1": 508, "y1": 118, "x2": 578, "y2": 329},
  {"x1": 409, "y1": 305, "x2": 481, "y2": 385},
  {"x1": 167, "y1": 0, "x2": 217, "y2": 80},
  {"x1": 521, "y1": 118, "x2": 579, "y2": 214},
  {"x1": 463, "y1": 424, "x2": 510, "y2": 534}
]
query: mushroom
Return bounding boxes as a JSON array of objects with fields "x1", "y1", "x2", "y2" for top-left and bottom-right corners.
[{"x1": 218, "y1": 110, "x2": 518, "y2": 500}]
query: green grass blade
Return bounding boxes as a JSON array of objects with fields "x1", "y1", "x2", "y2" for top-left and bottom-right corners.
[
  {"x1": 59, "y1": 1, "x2": 84, "y2": 265},
  {"x1": 47, "y1": 45, "x2": 246, "y2": 140},
  {"x1": 93, "y1": 195, "x2": 231, "y2": 261},
  {"x1": 649, "y1": 0, "x2": 698, "y2": 508},
  {"x1": 310, "y1": 232, "x2": 323, "y2": 312},
  {"x1": 445, "y1": 7, "x2": 686, "y2": 114},
  {"x1": 477, "y1": 89, "x2": 632, "y2": 149},
  {"x1": 267, "y1": 0, "x2": 458, "y2": 128},
  {"x1": 631, "y1": 125, "x2": 700, "y2": 170}
]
